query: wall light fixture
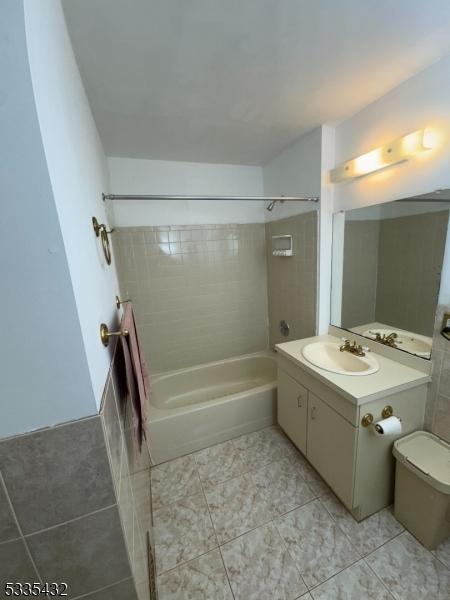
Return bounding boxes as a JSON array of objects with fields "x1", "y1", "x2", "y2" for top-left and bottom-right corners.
[{"x1": 330, "y1": 129, "x2": 434, "y2": 183}]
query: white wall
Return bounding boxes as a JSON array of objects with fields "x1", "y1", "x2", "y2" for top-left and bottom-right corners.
[
  {"x1": 107, "y1": 157, "x2": 265, "y2": 226},
  {"x1": 333, "y1": 55, "x2": 450, "y2": 212},
  {"x1": 25, "y1": 0, "x2": 120, "y2": 409},
  {"x1": 263, "y1": 127, "x2": 322, "y2": 221},
  {"x1": 0, "y1": 0, "x2": 96, "y2": 437},
  {"x1": 328, "y1": 55, "x2": 450, "y2": 329},
  {"x1": 317, "y1": 125, "x2": 335, "y2": 334}
]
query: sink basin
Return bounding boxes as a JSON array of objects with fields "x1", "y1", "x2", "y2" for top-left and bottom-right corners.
[
  {"x1": 302, "y1": 342, "x2": 379, "y2": 376},
  {"x1": 362, "y1": 328, "x2": 432, "y2": 358}
]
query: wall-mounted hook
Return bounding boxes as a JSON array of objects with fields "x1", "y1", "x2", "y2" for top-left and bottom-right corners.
[
  {"x1": 100, "y1": 323, "x2": 129, "y2": 347},
  {"x1": 116, "y1": 295, "x2": 131, "y2": 309}
]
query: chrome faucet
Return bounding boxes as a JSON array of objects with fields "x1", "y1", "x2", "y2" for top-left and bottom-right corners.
[{"x1": 339, "y1": 339, "x2": 366, "y2": 357}]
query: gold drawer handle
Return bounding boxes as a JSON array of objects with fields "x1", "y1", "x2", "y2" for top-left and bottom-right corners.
[{"x1": 100, "y1": 323, "x2": 129, "y2": 347}]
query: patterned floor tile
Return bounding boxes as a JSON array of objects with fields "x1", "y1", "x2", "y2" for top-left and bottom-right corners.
[
  {"x1": 320, "y1": 493, "x2": 404, "y2": 556},
  {"x1": 251, "y1": 458, "x2": 315, "y2": 516},
  {"x1": 153, "y1": 492, "x2": 217, "y2": 573},
  {"x1": 195, "y1": 440, "x2": 247, "y2": 487},
  {"x1": 237, "y1": 428, "x2": 296, "y2": 471},
  {"x1": 275, "y1": 499, "x2": 360, "y2": 588},
  {"x1": 366, "y1": 531, "x2": 450, "y2": 600},
  {"x1": 157, "y1": 549, "x2": 233, "y2": 599},
  {"x1": 287, "y1": 452, "x2": 329, "y2": 497},
  {"x1": 433, "y1": 536, "x2": 450, "y2": 570},
  {"x1": 310, "y1": 560, "x2": 391, "y2": 599},
  {"x1": 205, "y1": 474, "x2": 272, "y2": 544},
  {"x1": 221, "y1": 522, "x2": 307, "y2": 600},
  {"x1": 151, "y1": 455, "x2": 202, "y2": 510}
]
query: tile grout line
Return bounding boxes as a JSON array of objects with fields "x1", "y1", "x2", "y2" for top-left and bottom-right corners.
[
  {"x1": 154, "y1": 457, "x2": 220, "y2": 579},
  {"x1": 153, "y1": 429, "x2": 277, "y2": 584},
  {"x1": 362, "y1": 558, "x2": 397, "y2": 599},
  {"x1": 0, "y1": 470, "x2": 42, "y2": 584},
  {"x1": 364, "y1": 527, "x2": 450, "y2": 574},
  {"x1": 71, "y1": 576, "x2": 134, "y2": 600},
  {"x1": 152, "y1": 426, "x2": 329, "y2": 578},
  {"x1": 151, "y1": 426, "x2": 450, "y2": 597},
  {"x1": 269, "y1": 511, "x2": 310, "y2": 593},
  {"x1": 317, "y1": 494, "x2": 411, "y2": 559},
  {"x1": 24, "y1": 503, "x2": 118, "y2": 538},
  {"x1": 152, "y1": 429, "x2": 285, "y2": 510}
]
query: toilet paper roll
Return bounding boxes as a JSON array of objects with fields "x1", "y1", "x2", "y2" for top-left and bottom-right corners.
[{"x1": 374, "y1": 416, "x2": 402, "y2": 435}]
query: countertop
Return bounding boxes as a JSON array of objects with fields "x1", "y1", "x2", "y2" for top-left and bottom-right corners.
[{"x1": 276, "y1": 334, "x2": 431, "y2": 405}]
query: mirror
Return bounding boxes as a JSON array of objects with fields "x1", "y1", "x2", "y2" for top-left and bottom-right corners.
[{"x1": 331, "y1": 190, "x2": 450, "y2": 359}]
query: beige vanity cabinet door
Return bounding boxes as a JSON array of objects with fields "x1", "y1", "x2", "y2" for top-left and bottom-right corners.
[
  {"x1": 307, "y1": 392, "x2": 357, "y2": 508},
  {"x1": 277, "y1": 369, "x2": 308, "y2": 454}
]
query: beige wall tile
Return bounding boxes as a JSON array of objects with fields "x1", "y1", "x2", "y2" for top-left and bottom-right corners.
[
  {"x1": 425, "y1": 305, "x2": 450, "y2": 440},
  {"x1": 375, "y1": 211, "x2": 448, "y2": 337},
  {"x1": 342, "y1": 220, "x2": 379, "y2": 328},
  {"x1": 114, "y1": 224, "x2": 269, "y2": 372},
  {"x1": 265, "y1": 211, "x2": 318, "y2": 347}
]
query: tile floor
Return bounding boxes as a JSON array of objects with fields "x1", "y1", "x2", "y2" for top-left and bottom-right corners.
[{"x1": 151, "y1": 426, "x2": 450, "y2": 599}]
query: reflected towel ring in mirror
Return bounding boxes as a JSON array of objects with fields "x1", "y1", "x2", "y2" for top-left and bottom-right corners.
[{"x1": 92, "y1": 216, "x2": 115, "y2": 265}]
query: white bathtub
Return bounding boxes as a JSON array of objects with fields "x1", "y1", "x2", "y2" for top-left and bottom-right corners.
[{"x1": 147, "y1": 352, "x2": 277, "y2": 464}]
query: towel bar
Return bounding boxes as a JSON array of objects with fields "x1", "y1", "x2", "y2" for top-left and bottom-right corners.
[{"x1": 100, "y1": 323, "x2": 128, "y2": 347}]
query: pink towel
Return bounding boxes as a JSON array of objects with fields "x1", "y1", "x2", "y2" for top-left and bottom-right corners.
[{"x1": 120, "y1": 302, "x2": 150, "y2": 451}]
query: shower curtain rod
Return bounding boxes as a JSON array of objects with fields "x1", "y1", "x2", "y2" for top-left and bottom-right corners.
[{"x1": 102, "y1": 193, "x2": 319, "y2": 202}]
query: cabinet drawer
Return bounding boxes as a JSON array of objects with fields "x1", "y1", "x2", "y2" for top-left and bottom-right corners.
[
  {"x1": 277, "y1": 354, "x2": 358, "y2": 426},
  {"x1": 277, "y1": 368, "x2": 308, "y2": 454},
  {"x1": 307, "y1": 392, "x2": 357, "y2": 508}
]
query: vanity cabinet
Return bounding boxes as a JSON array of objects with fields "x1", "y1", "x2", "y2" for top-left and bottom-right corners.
[
  {"x1": 277, "y1": 371, "x2": 308, "y2": 454},
  {"x1": 307, "y1": 392, "x2": 357, "y2": 508},
  {"x1": 277, "y1": 351, "x2": 428, "y2": 521}
]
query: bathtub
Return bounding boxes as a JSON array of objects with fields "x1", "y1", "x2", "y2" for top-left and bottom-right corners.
[{"x1": 147, "y1": 352, "x2": 277, "y2": 464}]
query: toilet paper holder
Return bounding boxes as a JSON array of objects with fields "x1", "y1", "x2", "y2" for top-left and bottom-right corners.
[{"x1": 361, "y1": 405, "x2": 394, "y2": 428}]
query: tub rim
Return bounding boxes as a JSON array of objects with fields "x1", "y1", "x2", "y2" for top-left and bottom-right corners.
[{"x1": 148, "y1": 350, "x2": 277, "y2": 421}]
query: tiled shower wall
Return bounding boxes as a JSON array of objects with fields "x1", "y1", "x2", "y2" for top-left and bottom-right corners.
[
  {"x1": 342, "y1": 212, "x2": 449, "y2": 336},
  {"x1": 114, "y1": 224, "x2": 269, "y2": 372},
  {"x1": 0, "y1": 341, "x2": 153, "y2": 600},
  {"x1": 341, "y1": 220, "x2": 380, "y2": 329},
  {"x1": 265, "y1": 211, "x2": 318, "y2": 347},
  {"x1": 426, "y1": 304, "x2": 450, "y2": 442},
  {"x1": 376, "y1": 211, "x2": 449, "y2": 337}
]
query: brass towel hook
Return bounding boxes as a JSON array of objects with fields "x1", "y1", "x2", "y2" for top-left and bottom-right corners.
[
  {"x1": 100, "y1": 323, "x2": 129, "y2": 347},
  {"x1": 92, "y1": 217, "x2": 115, "y2": 236},
  {"x1": 92, "y1": 217, "x2": 115, "y2": 265},
  {"x1": 116, "y1": 295, "x2": 131, "y2": 309}
]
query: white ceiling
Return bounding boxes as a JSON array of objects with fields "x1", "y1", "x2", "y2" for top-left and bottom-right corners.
[{"x1": 62, "y1": 0, "x2": 450, "y2": 166}]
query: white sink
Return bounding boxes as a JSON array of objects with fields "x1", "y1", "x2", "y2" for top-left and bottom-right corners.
[
  {"x1": 362, "y1": 328, "x2": 432, "y2": 358},
  {"x1": 302, "y1": 342, "x2": 379, "y2": 376}
]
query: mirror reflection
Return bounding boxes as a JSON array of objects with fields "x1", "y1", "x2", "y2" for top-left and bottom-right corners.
[{"x1": 331, "y1": 190, "x2": 450, "y2": 359}]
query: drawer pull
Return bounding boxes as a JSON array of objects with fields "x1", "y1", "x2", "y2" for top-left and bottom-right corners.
[
  {"x1": 311, "y1": 406, "x2": 317, "y2": 420},
  {"x1": 297, "y1": 395, "x2": 303, "y2": 408}
]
